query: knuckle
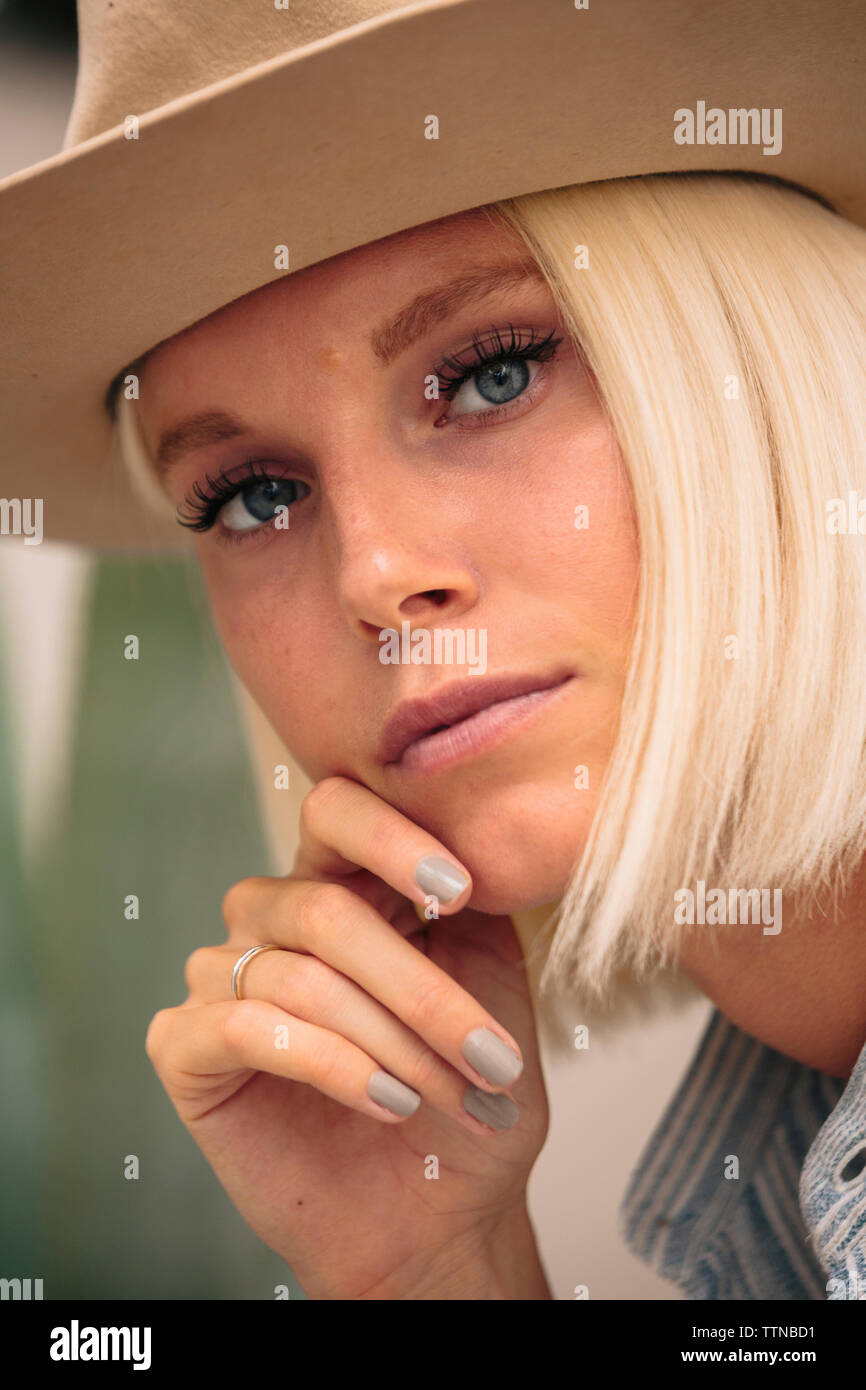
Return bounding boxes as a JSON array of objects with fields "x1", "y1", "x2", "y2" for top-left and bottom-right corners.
[
  {"x1": 358, "y1": 813, "x2": 404, "y2": 865},
  {"x1": 401, "y1": 1043, "x2": 444, "y2": 1093},
  {"x1": 144, "y1": 1008, "x2": 172, "y2": 1061},
  {"x1": 300, "y1": 777, "x2": 345, "y2": 835},
  {"x1": 283, "y1": 952, "x2": 336, "y2": 1006},
  {"x1": 182, "y1": 945, "x2": 213, "y2": 994},
  {"x1": 221, "y1": 998, "x2": 264, "y2": 1054},
  {"x1": 305, "y1": 1031, "x2": 343, "y2": 1088},
  {"x1": 406, "y1": 971, "x2": 454, "y2": 1032},
  {"x1": 220, "y1": 876, "x2": 266, "y2": 933},
  {"x1": 295, "y1": 881, "x2": 355, "y2": 948}
]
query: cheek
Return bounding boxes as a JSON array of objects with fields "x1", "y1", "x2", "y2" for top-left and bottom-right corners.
[
  {"x1": 489, "y1": 417, "x2": 639, "y2": 634},
  {"x1": 198, "y1": 553, "x2": 314, "y2": 718},
  {"x1": 198, "y1": 552, "x2": 365, "y2": 782},
  {"x1": 571, "y1": 450, "x2": 640, "y2": 635}
]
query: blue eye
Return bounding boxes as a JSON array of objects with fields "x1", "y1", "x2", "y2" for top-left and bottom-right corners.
[
  {"x1": 219, "y1": 477, "x2": 307, "y2": 531},
  {"x1": 177, "y1": 325, "x2": 564, "y2": 541},
  {"x1": 177, "y1": 461, "x2": 309, "y2": 535},
  {"x1": 449, "y1": 355, "x2": 535, "y2": 413},
  {"x1": 434, "y1": 324, "x2": 563, "y2": 419}
]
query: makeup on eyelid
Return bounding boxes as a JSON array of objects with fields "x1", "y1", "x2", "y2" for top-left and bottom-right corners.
[{"x1": 175, "y1": 321, "x2": 567, "y2": 541}]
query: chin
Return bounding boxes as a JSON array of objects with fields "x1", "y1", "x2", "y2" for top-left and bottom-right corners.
[
  {"x1": 403, "y1": 774, "x2": 594, "y2": 916},
  {"x1": 462, "y1": 878, "x2": 569, "y2": 916}
]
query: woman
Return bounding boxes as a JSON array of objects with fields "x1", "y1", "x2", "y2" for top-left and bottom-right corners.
[
  {"x1": 3, "y1": 0, "x2": 865, "y2": 1301},
  {"x1": 118, "y1": 171, "x2": 866, "y2": 1300}
]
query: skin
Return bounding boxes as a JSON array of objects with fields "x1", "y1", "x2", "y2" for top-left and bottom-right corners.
[
  {"x1": 675, "y1": 881, "x2": 866, "y2": 1080},
  {"x1": 139, "y1": 208, "x2": 638, "y2": 911},
  {"x1": 138, "y1": 206, "x2": 866, "y2": 1299}
]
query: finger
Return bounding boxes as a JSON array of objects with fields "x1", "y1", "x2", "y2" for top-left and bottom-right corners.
[
  {"x1": 147, "y1": 999, "x2": 423, "y2": 1125},
  {"x1": 294, "y1": 776, "x2": 473, "y2": 915},
  {"x1": 222, "y1": 878, "x2": 525, "y2": 1095},
  {"x1": 185, "y1": 946, "x2": 517, "y2": 1136}
]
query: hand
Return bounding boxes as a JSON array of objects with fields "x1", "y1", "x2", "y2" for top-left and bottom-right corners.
[{"x1": 146, "y1": 776, "x2": 551, "y2": 1299}]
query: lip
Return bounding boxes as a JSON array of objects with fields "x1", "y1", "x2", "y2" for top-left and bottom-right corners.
[{"x1": 380, "y1": 670, "x2": 575, "y2": 769}]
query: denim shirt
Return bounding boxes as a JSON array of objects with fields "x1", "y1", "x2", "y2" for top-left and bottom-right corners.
[{"x1": 620, "y1": 1008, "x2": 866, "y2": 1299}]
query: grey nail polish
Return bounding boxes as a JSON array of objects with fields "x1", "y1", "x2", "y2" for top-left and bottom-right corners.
[
  {"x1": 367, "y1": 1069, "x2": 421, "y2": 1117},
  {"x1": 414, "y1": 854, "x2": 470, "y2": 904},
  {"x1": 462, "y1": 1026, "x2": 523, "y2": 1085},
  {"x1": 463, "y1": 1084, "x2": 519, "y2": 1131}
]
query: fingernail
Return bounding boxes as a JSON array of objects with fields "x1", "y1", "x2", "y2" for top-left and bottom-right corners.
[
  {"x1": 414, "y1": 854, "x2": 470, "y2": 904},
  {"x1": 367, "y1": 1069, "x2": 421, "y2": 1117},
  {"x1": 462, "y1": 1026, "x2": 523, "y2": 1085},
  {"x1": 463, "y1": 1084, "x2": 520, "y2": 1130}
]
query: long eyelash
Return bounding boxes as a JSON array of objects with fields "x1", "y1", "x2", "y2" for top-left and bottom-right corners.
[
  {"x1": 434, "y1": 323, "x2": 563, "y2": 394},
  {"x1": 177, "y1": 457, "x2": 280, "y2": 532},
  {"x1": 177, "y1": 326, "x2": 562, "y2": 533}
]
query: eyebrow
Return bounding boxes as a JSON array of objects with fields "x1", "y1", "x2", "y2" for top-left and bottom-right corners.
[
  {"x1": 370, "y1": 257, "x2": 546, "y2": 366},
  {"x1": 154, "y1": 411, "x2": 249, "y2": 479},
  {"x1": 153, "y1": 258, "x2": 547, "y2": 478}
]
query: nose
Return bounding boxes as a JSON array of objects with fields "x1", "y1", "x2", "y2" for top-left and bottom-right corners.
[{"x1": 325, "y1": 462, "x2": 481, "y2": 646}]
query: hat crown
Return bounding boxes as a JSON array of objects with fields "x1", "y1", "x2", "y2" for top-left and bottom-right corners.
[{"x1": 63, "y1": 0, "x2": 412, "y2": 148}]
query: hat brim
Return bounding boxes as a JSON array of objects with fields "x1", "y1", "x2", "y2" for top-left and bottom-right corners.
[{"x1": 2, "y1": 0, "x2": 864, "y2": 552}]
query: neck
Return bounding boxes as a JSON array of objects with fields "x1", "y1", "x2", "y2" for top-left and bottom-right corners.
[{"x1": 674, "y1": 858, "x2": 866, "y2": 1080}]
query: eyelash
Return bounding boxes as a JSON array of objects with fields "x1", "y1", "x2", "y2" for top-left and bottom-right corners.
[
  {"x1": 434, "y1": 323, "x2": 562, "y2": 397},
  {"x1": 176, "y1": 458, "x2": 299, "y2": 537},
  {"x1": 176, "y1": 323, "x2": 564, "y2": 542}
]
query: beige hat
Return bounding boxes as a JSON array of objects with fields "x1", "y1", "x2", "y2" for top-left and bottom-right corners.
[{"x1": 1, "y1": 0, "x2": 864, "y2": 553}]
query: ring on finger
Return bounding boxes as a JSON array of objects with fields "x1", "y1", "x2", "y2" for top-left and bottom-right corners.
[{"x1": 231, "y1": 943, "x2": 283, "y2": 1000}]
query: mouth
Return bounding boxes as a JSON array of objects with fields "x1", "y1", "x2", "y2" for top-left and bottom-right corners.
[{"x1": 380, "y1": 670, "x2": 576, "y2": 773}]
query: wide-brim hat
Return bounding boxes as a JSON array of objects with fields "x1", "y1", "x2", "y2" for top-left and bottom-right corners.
[{"x1": 2, "y1": 0, "x2": 864, "y2": 554}]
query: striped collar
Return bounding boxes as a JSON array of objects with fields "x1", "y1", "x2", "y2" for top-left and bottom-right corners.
[{"x1": 620, "y1": 1008, "x2": 866, "y2": 1299}]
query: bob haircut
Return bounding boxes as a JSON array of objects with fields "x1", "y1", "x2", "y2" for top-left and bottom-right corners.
[{"x1": 112, "y1": 171, "x2": 866, "y2": 1039}]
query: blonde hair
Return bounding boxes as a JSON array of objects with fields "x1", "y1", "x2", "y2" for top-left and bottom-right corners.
[
  {"x1": 113, "y1": 373, "x2": 178, "y2": 525},
  {"x1": 484, "y1": 173, "x2": 866, "y2": 1033},
  {"x1": 114, "y1": 172, "x2": 866, "y2": 1039}
]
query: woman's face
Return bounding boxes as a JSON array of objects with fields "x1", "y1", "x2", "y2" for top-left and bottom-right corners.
[{"x1": 137, "y1": 208, "x2": 639, "y2": 913}]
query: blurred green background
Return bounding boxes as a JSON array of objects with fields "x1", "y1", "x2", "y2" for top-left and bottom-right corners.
[
  {"x1": 0, "y1": 3, "x2": 303, "y2": 1300},
  {"x1": 0, "y1": 555, "x2": 305, "y2": 1299}
]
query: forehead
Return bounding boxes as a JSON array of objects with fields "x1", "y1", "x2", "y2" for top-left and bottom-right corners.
[{"x1": 140, "y1": 206, "x2": 528, "y2": 373}]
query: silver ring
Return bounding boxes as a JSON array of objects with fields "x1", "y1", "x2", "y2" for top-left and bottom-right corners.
[{"x1": 231, "y1": 943, "x2": 282, "y2": 1000}]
